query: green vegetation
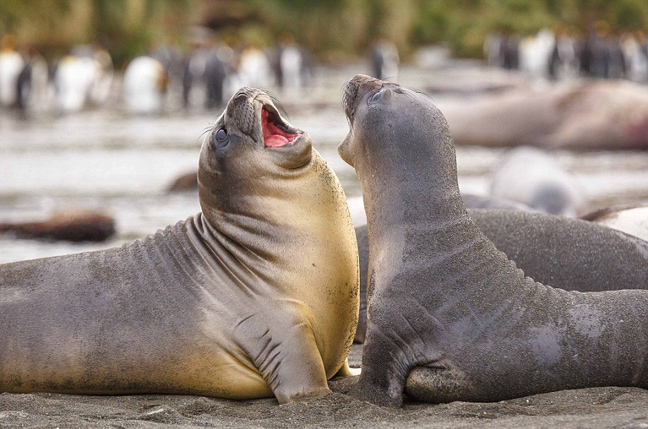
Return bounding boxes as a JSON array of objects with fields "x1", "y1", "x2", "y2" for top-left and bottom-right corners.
[
  {"x1": 409, "y1": 0, "x2": 648, "y2": 56},
  {"x1": 1, "y1": 0, "x2": 647, "y2": 65}
]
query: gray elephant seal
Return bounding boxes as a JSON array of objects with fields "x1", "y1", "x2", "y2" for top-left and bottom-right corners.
[
  {"x1": 340, "y1": 74, "x2": 648, "y2": 407},
  {"x1": 0, "y1": 88, "x2": 359, "y2": 404},
  {"x1": 460, "y1": 194, "x2": 533, "y2": 212},
  {"x1": 349, "y1": 193, "x2": 533, "y2": 229},
  {"x1": 353, "y1": 210, "x2": 648, "y2": 343},
  {"x1": 489, "y1": 146, "x2": 586, "y2": 216}
]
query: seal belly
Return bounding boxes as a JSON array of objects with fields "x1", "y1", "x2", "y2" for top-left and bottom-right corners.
[{"x1": 173, "y1": 353, "x2": 272, "y2": 399}]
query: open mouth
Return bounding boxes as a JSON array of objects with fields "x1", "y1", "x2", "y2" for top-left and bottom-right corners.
[{"x1": 262, "y1": 106, "x2": 302, "y2": 148}]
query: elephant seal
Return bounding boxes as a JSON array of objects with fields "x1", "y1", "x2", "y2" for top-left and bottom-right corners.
[
  {"x1": 0, "y1": 209, "x2": 115, "y2": 242},
  {"x1": 353, "y1": 210, "x2": 648, "y2": 343},
  {"x1": 167, "y1": 171, "x2": 198, "y2": 193},
  {"x1": 340, "y1": 74, "x2": 648, "y2": 407},
  {"x1": 580, "y1": 202, "x2": 648, "y2": 241},
  {"x1": 489, "y1": 146, "x2": 586, "y2": 216},
  {"x1": 460, "y1": 194, "x2": 534, "y2": 212},
  {"x1": 442, "y1": 80, "x2": 648, "y2": 150},
  {"x1": 349, "y1": 193, "x2": 532, "y2": 230},
  {"x1": 0, "y1": 87, "x2": 359, "y2": 404}
]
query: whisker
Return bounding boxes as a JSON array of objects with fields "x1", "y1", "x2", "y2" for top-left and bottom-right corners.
[
  {"x1": 195, "y1": 124, "x2": 214, "y2": 145},
  {"x1": 265, "y1": 91, "x2": 290, "y2": 119},
  {"x1": 410, "y1": 88, "x2": 437, "y2": 103}
]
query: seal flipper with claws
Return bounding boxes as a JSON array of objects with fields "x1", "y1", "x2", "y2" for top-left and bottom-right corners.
[
  {"x1": 0, "y1": 87, "x2": 359, "y2": 404},
  {"x1": 339, "y1": 74, "x2": 648, "y2": 407}
]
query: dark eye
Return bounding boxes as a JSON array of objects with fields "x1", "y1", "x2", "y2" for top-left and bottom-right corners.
[
  {"x1": 215, "y1": 128, "x2": 228, "y2": 143},
  {"x1": 368, "y1": 88, "x2": 390, "y2": 105}
]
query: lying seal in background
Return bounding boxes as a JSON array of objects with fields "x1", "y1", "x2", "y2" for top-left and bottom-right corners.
[
  {"x1": 488, "y1": 146, "x2": 586, "y2": 216},
  {"x1": 167, "y1": 170, "x2": 198, "y2": 193},
  {"x1": 353, "y1": 209, "x2": 648, "y2": 343},
  {"x1": 348, "y1": 193, "x2": 533, "y2": 229},
  {"x1": 0, "y1": 88, "x2": 359, "y2": 404},
  {"x1": 0, "y1": 209, "x2": 115, "y2": 242},
  {"x1": 459, "y1": 194, "x2": 533, "y2": 212},
  {"x1": 340, "y1": 74, "x2": 648, "y2": 407},
  {"x1": 442, "y1": 80, "x2": 648, "y2": 150},
  {"x1": 580, "y1": 202, "x2": 648, "y2": 241}
]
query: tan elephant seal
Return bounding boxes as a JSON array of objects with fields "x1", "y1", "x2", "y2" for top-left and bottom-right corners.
[{"x1": 0, "y1": 87, "x2": 359, "y2": 404}]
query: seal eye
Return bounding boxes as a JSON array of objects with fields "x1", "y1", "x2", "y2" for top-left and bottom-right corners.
[
  {"x1": 212, "y1": 128, "x2": 229, "y2": 148},
  {"x1": 215, "y1": 128, "x2": 228, "y2": 143},
  {"x1": 368, "y1": 88, "x2": 391, "y2": 105}
]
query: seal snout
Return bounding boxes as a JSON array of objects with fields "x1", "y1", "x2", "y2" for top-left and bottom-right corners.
[
  {"x1": 226, "y1": 90, "x2": 258, "y2": 137},
  {"x1": 343, "y1": 74, "x2": 384, "y2": 120},
  {"x1": 225, "y1": 87, "x2": 302, "y2": 148}
]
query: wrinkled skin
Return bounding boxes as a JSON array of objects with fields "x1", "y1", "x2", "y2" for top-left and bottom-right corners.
[
  {"x1": 340, "y1": 74, "x2": 648, "y2": 407},
  {"x1": 353, "y1": 210, "x2": 648, "y2": 343},
  {"x1": 0, "y1": 88, "x2": 359, "y2": 404}
]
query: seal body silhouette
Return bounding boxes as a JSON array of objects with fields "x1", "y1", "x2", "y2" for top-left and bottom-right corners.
[
  {"x1": 340, "y1": 74, "x2": 648, "y2": 407},
  {"x1": 0, "y1": 88, "x2": 359, "y2": 404},
  {"x1": 443, "y1": 81, "x2": 648, "y2": 150}
]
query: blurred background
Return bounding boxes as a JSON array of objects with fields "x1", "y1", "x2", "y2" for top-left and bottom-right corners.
[
  {"x1": 3, "y1": 0, "x2": 648, "y2": 65},
  {"x1": 1, "y1": 0, "x2": 647, "y2": 262}
]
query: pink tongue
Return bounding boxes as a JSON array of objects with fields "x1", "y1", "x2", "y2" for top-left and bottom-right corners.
[{"x1": 262, "y1": 109, "x2": 300, "y2": 147}]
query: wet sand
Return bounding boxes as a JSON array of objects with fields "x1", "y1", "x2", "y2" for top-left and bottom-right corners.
[{"x1": 2, "y1": 345, "x2": 648, "y2": 428}]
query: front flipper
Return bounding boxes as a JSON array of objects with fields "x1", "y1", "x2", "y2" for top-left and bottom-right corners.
[
  {"x1": 405, "y1": 365, "x2": 476, "y2": 403},
  {"x1": 350, "y1": 332, "x2": 412, "y2": 407},
  {"x1": 244, "y1": 321, "x2": 330, "y2": 404},
  {"x1": 351, "y1": 306, "x2": 449, "y2": 407},
  {"x1": 334, "y1": 359, "x2": 360, "y2": 377}
]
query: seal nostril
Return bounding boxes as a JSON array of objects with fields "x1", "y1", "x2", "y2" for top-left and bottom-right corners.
[{"x1": 343, "y1": 83, "x2": 359, "y2": 119}]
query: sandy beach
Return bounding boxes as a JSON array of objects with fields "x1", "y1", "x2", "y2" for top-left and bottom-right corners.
[{"x1": 2, "y1": 344, "x2": 648, "y2": 428}]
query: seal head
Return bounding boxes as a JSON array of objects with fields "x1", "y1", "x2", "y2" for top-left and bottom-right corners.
[{"x1": 200, "y1": 88, "x2": 309, "y2": 223}]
